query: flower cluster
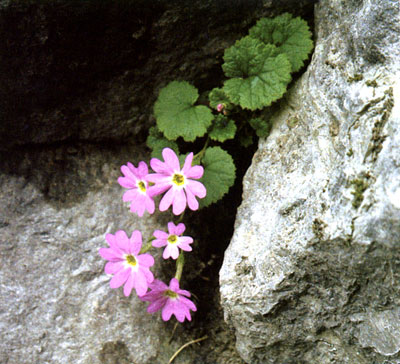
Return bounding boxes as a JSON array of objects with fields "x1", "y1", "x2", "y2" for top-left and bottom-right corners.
[
  {"x1": 100, "y1": 148, "x2": 205, "y2": 322},
  {"x1": 118, "y1": 148, "x2": 206, "y2": 216}
]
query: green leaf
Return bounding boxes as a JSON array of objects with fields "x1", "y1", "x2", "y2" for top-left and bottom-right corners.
[
  {"x1": 209, "y1": 88, "x2": 231, "y2": 110},
  {"x1": 222, "y1": 36, "x2": 292, "y2": 110},
  {"x1": 199, "y1": 147, "x2": 236, "y2": 207},
  {"x1": 249, "y1": 13, "x2": 313, "y2": 72},
  {"x1": 146, "y1": 126, "x2": 179, "y2": 159},
  {"x1": 249, "y1": 118, "x2": 271, "y2": 138},
  {"x1": 209, "y1": 115, "x2": 237, "y2": 142},
  {"x1": 154, "y1": 81, "x2": 214, "y2": 142},
  {"x1": 239, "y1": 133, "x2": 253, "y2": 147}
]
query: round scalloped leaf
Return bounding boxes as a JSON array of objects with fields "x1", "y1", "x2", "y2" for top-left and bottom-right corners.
[
  {"x1": 222, "y1": 37, "x2": 292, "y2": 110},
  {"x1": 199, "y1": 147, "x2": 236, "y2": 208},
  {"x1": 222, "y1": 36, "x2": 267, "y2": 78},
  {"x1": 209, "y1": 115, "x2": 236, "y2": 142},
  {"x1": 249, "y1": 13, "x2": 313, "y2": 72},
  {"x1": 249, "y1": 118, "x2": 271, "y2": 138},
  {"x1": 154, "y1": 81, "x2": 213, "y2": 142},
  {"x1": 146, "y1": 126, "x2": 179, "y2": 159},
  {"x1": 209, "y1": 87, "x2": 231, "y2": 109}
]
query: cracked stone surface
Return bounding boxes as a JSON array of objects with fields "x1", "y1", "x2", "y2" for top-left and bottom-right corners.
[
  {"x1": 220, "y1": 0, "x2": 400, "y2": 363},
  {"x1": 0, "y1": 146, "x2": 166, "y2": 364}
]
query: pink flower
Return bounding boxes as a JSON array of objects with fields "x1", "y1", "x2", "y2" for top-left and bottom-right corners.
[
  {"x1": 217, "y1": 103, "x2": 224, "y2": 112},
  {"x1": 147, "y1": 148, "x2": 207, "y2": 215},
  {"x1": 152, "y1": 222, "x2": 193, "y2": 259},
  {"x1": 117, "y1": 161, "x2": 155, "y2": 217},
  {"x1": 140, "y1": 278, "x2": 197, "y2": 322},
  {"x1": 99, "y1": 230, "x2": 154, "y2": 296}
]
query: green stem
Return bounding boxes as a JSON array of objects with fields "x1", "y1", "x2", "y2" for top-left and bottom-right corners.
[
  {"x1": 176, "y1": 210, "x2": 185, "y2": 223},
  {"x1": 193, "y1": 138, "x2": 209, "y2": 165},
  {"x1": 140, "y1": 237, "x2": 156, "y2": 254},
  {"x1": 175, "y1": 252, "x2": 185, "y2": 281}
]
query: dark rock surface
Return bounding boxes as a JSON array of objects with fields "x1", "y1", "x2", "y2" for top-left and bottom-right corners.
[{"x1": 0, "y1": 0, "x2": 315, "y2": 150}]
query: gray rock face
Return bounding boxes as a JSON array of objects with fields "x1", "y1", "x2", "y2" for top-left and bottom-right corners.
[
  {"x1": 0, "y1": 147, "x2": 166, "y2": 364},
  {"x1": 0, "y1": 143, "x2": 244, "y2": 364},
  {"x1": 220, "y1": 0, "x2": 400, "y2": 363}
]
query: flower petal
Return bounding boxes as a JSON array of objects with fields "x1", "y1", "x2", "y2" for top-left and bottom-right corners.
[
  {"x1": 172, "y1": 188, "x2": 186, "y2": 215},
  {"x1": 153, "y1": 230, "x2": 169, "y2": 239},
  {"x1": 177, "y1": 289, "x2": 191, "y2": 298},
  {"x1": 105, "y1": 233, "x2": 120, "y2": 251},
  {"x1": 167, "y1": 222, "x2": 177, "y2": 235},
  {"x1": 179, "y1": 296, "x2": 197, "y2": 311},
  {"x1": 110, "y1": 268, "x2": 131, "y2": 289},
  {"x1": 161, "y1": 299, "x2": 176, "y2": 321},
  {"x1": 177, "y1": 243, "x2": 192, "y2": 252},
  {"x1": 186, "y1": 180, "x2": 206, "y2": 198},
  {"x1": 118, "y1": 177, "x2": 136, "y2": 189},
  {"x1": 145, "y1": 196, "x2": 155, "y2": 214},
  {"x1": 159, "y1": 187, "x2": 176, "y2": 212},
  {"x1": 129, "y1": 230, "x2": 142, "y2": 255},
  {"x1": 138, "y1": 253, "x2": 154, "y2": 267},
  {"x1": 147, "y1": 183, "x2": 171, "y2": 197},
  {"x1": 162, "y1": 148, "x2": 181, "y2": 172},
  {"x1": 150, "y1": 158, "x2": 173, "y2": 174},
  {"x1": 169, "y1": 278, "x2": 180, "y2": 292},
  {"x1": 174, "y1": 223, "x2": 186, "y2": 235},
  {"x1": 115, "y1": 230, "x2": 130, "y2": 252},
  {"x1": 141, "y1": 267, "x2": 154, "y2": 284},
  {"x1": 186, "y1": 165, "x2": 204, "y2": 179},
  {"x1": 122, "y1": 189, "x2": 139, "y2": 204},
  {"x1": 123, "y1": 274, "x2": 135, "y2": 296},
  {"x1": 105, "y1": 261, "x2": 124, "y2": 274},
  {"x1": 149, "y1": 279, "x2": 169, "y2": 292},
  {"x1": 137, "y1": 161, "x2": 148, "y2": 177},
  {"x1": 146, "y1": 173, "x2": 171, "y2": 183},
  {"x1": 99, "y1": 247, "x2": 123, "y2": 262},
  {"x1": 134, "y1": 271, "x2": 149, "y2": 296},
  {"x1": 163, "y1": 244, "x2": 179, "y2": 260},
  {"x1": 147, "y1": 297, "x2": 168, "y2": 313},
  {"x1": 121, "y1": 165, "x2": 138, "y2": 182},
  {"x1": 184, "y1": 187, "x2": 199, "y2": 211},
  {"x1": 179, "y1": 236, "x2": 193, "y2": 245},
  {"x1": 152, "y1": 238, "x2": 168, "y2": 248},
  {"x1": 181, "y1": 152, "x2": 193, "y2": 174},
  {"x1": 173, "y1": 302, "x2": 186, "y2": 322}
]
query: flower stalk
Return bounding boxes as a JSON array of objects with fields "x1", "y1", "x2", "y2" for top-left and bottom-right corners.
[{"x1": 175, "y1": 252, "x2": 185, "y2": 281}]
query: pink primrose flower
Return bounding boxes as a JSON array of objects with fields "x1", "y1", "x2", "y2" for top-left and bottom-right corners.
[
  {"x1": 117, "y1": 161, "x2": 155, "y2": 217},
  {"x1": 99, "y1": 230, "x2": 154, "y2": 297},
  {"x1": 217, "y1": 103, "x2": 224, "y2": 112},
  {"x1": 140, "y1": 278, "x2": 197, "y2": 322},
  {"x1": 146, "y1": 148, "x2": 207, "y2": 215},
  {"x1": 152, "y1": 222, "x2": 193, "y2": 259}
]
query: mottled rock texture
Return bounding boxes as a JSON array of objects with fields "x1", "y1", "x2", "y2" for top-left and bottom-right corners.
[
  {"x1": 220, "y1": 0, "x2": 400, "y2": 363},
  {"x1": 0, "y1": 0, "x2": 316, "y2": 363}
]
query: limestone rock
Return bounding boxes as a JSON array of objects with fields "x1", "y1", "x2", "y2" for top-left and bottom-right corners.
[
  {"x1": 220, "y1": 0, "x2": 400, "y2": 363},
  {"x1": 0, "y1": 142, "x2": 245, "y2": 364},
  {"x1": 0, "y1": 146, "x2": 167, "y2": 364}
]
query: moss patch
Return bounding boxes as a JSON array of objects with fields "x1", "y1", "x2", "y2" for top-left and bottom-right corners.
[{"x1": 350, "y1": 178, "x2": 369, "y2": 209}]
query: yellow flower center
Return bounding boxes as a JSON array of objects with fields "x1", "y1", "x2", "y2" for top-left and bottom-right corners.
[
  {"x1": 172, "y1": 173, "x2": 185, "y2": 186},
  {"x1": 164, "y1": 289, "x2": 178, "y2": 299},
  {"x1": 167, "y1": 235, "x2": 178, "y2": 244},
  {"x1": 138, "y1": 181, "x2": 146, "y2": 192},
  {"x1": 126, "y1": 254, "x2": 137, "y2": 266}
]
